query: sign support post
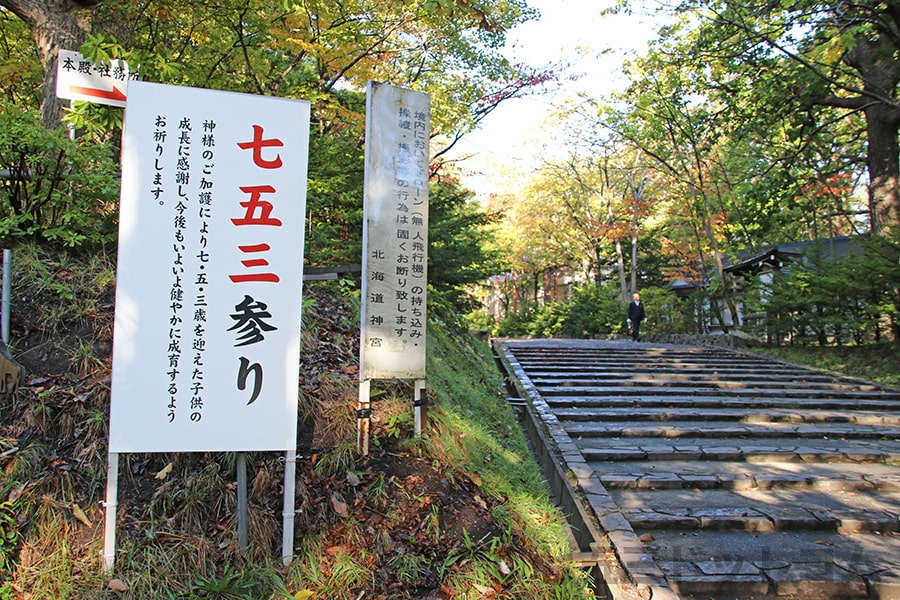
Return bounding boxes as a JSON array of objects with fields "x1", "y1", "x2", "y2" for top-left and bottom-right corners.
[
  {"x1": 102, "y1": 452, "x2": 118, "y2": 573},
  {"x1": 281, "y1": 449, "x2": 297, "y2": 565},
  {"x1": 237, "y1": 453, "x2": 248, "y2": 550},
  {"x1": 357, "y1": 379, "x2": 372, "y2": 455},
  {"x1": 414, "y1": 379, "x2": 426, "y2": 438}
]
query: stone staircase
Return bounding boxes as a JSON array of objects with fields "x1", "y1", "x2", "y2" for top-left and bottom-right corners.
[{"x1": 498, "y1": 339, "x2": 900, "y2": 600}]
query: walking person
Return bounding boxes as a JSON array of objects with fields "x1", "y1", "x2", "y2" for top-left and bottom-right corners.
[{"x1": 627, "y1": 292, "x2": 646, "y2": 341}]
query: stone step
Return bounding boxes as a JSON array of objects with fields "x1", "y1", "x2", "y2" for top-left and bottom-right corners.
[
  {"x1": 500, "y1": 339, "x2": 900, "y2": 599},
  {"x1": 530, "y1": 370, "x2": 884, "y2": 398},
  {"x1": 519, "y1": 356, "x2": 824, "y2": 372},
  {"x1": 511, "y1": 350, "x2": 764, "y2": 363},
  {"x1": 545, "y1": 394, "x2": 900, "y2": 411},
  {"x1": 637, "y1": 530, "x2": 900, "y2": 599},
  {"x1": 530, "y1": 374, "x2": 893, "y2": 393},
  {"x1": 538, "y1": 383, "x2": 900, "y2": 399},
  {"x1": 624, "y1": 506, "x2": 900, "y2": 534},
  {"x1": 590, "y1": 460, "x2": 900, "y2": 492},
  {"x1": 523, "y1": 362, "x2": 870, "y2": 374},
  {"x1": 520, "y1": 361, "x2": 796, "y2": 372},
  {"x1": 575, "y1": 436, "x2": 900, "y2": 463},
  {"x1": 565, "y1": 420, "x2": 900, "y2": 440},
  {"x1": 610, "y1": 488, "x2": 900, "y2": 533},
  {"x1": 554, "y1": 406, "x2": 900, "y2": 425},
  {"x1": 516, "y1": 359, "x2": 827, "y2": 373},
  {"x1": 534, "y1": 377, "x2": 889, "y2": 395}
]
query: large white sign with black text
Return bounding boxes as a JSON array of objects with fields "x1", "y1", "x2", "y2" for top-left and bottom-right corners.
[{"x1": 109, "y1": 81, "x2": 310, "y2": 452}]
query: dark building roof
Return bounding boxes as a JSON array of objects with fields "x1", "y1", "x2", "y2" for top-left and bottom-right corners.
[{"x1": 724, "y1": 236, "x2": 862, "y2": 276}]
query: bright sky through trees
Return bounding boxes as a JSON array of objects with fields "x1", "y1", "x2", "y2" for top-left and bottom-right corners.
[{"x1": 446, "y1": 0, "x2": 657, "y2": 195}]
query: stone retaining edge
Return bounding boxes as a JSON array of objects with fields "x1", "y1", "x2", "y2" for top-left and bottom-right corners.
[{"x1": 494, "y1": 340, "x2": 679, "y2": 600}]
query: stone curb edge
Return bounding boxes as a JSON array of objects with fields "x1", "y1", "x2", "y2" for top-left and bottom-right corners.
[{"x1": 493, "y1": 340, "x2": 680, "y2": 600}]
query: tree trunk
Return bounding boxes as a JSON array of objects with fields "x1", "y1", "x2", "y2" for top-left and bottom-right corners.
[
  {"x1": 690, "y1": 182, "x2": 740, "y2": 329},
  {"x1": 614, "y1": 234, "x2": 627, "y2": 299},
  {"x1": 841, "y1": 32, "x2": 900, "y2": 234},
  {"x1": 629, "y1": 195, "x2": 639, "y2": 296},
  {"x1": 601, "y1": 190, "x2": 628, "y2": 297},
  {"x1": 864, "y1": 102, "x2": 900, "y2": 234},
  {"x1": 630, "y1": 229, "x2": 638, "y2": 295},
  {"x1": 622, "y1": 151, "x2": 651, "y2": 300},
  {"x1": 2, "y1": 0, "x2": 99, "y2": 128}
]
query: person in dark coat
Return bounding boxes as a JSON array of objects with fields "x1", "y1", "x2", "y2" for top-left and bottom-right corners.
[{"x1": 627, "y1": 292, "x2": 646, "y2": 341}]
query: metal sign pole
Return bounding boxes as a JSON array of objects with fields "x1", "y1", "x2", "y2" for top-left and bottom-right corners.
[
  {"x1": 281, "y1": 449, "x2": 297, "y2": 565},
  {"x1": 102, "y1": 452, "x2": 119, "y2": 573},
  {"x1": 2, "y1": 249, "x2": 10, "y2": 344},
  {"x1": 414, "y1": 379, "x2": 426, "y2": 437},
  {"x1": 357, "y1": 379, "x2": 372, "y2": 456},
  {"x1": 237, "y1": 453, "x2": 248, "y2": 550}
]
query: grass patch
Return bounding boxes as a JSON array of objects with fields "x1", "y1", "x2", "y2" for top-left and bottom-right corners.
[
  {"x1": 1, "y1": 246, "x2": 593, "y2": 599},
  {"x1": 750, "y1": 341, "x2": 900, "y2": 387},
  {"x1": 421, "y1": 320, "x2": 587, "y2": 593}
]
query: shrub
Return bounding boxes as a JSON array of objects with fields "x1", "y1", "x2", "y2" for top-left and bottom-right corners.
[
  {"x1": 498, "y1": 284, "x2": 646, "y2": 338},
  {"x1": 634, "y1": 286, "x2": 687, "y2": 335},
  {"x1": 0, "y1": 101, "x2": 120, "y2": 247},
  {"x1": 496, "y1": 301, "x2": 539, "y2": 337},
  {"x1": 556, "y1": 284, "x2": 623, "y2": 337},
  {"x1": 759, "y1": 235, "x2": 900, "y2": 345}
]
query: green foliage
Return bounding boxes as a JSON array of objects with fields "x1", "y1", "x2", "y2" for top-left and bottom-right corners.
[
  {"x1": 749, "y1": 236, "x2": 900, "y2": 345},
  {"x1": 667, "y1": 286, "x2": 717, "y2": 335},
  {"x1": 528, "y1": 301, "x2": 571, "y2": 338},
  {"x1": 305, "y1": 117, "x2": 366, "y2": 268},
  {"x1": 51, "y1": 0, "x2": 543, "y2": 140},
  {"x1": 439, "y1": 528, "x2": 503, "y2": 578},
  {"x1": 428, "y1": 175, "x2": 505, "y2": 311},
  {"x1": 635, "y1": 286, "x2": 689, "y2": 335},
  {"x1": 0, "y1": 10, "x2": 42, "y2": 111},
  {"x1": 323, "y1": 548, "x2": 373, "y2": 595},
  {"x1": 385, "y1": 409, "x2": 414, "y2": 439},
  {"x1": 425, "y1": 322, "x2": 589, "y2": 594},
  {"x1": 0, "y1": 101, "x2": 120, "y2": 247},
  {"x1": 0, "y1": 501, "x2": 20, "y2": 573},
  {"x1": 188, "y1": 563, "x2": 286, "y2": 600},
  {"x1": 558, "y1": 284, "x2": 626, "y2": 337},
  {"x1": 752, "y1": 342, "x2": 900, "y2": 387},
  {"x1": 498, "y1": 284, "x2": 636, "y2": 338},
  {"x1": 305, "y1": 142, "x2": 504, "y2": 315},
  {"x1": 495, "y1": 301, "x2": 537, "y2": 337},
  {"x1": 11, "y1": 241, "x2": 117, "y2": 335},
  {"x1": 389, "y1": 552, "x2": 430, "y2": 584}
]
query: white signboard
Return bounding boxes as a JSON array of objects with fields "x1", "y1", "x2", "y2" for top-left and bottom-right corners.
[
  {"x1": 56, "y1": 49, "x2": 135, "y2": 107},
  {"x1": 360, "y1": 82, "x2": 430, "y2": 380},
  {"x1": 109, "y1": 81, "x2": 310, "y2": 452}
]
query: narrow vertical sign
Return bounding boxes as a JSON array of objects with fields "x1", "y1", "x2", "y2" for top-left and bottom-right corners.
[
  {"x1": 360, "y1": 82, "x2": 430, "y2": 379},
  {"x1": 109, "y1": 81, "x2": 310, "y2": 452}
]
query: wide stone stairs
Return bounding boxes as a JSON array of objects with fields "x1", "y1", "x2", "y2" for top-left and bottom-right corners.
[{"x1": 499, "y1": 340, "x2": 900, "y2": 600}]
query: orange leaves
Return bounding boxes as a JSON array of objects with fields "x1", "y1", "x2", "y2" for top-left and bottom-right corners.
[{"x1": 797, "y1": 172, "x2": 854, "y2": 200}]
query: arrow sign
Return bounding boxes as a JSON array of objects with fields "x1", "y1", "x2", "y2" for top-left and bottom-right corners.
[
  {"x1": 69, "y1": 84, "x2": 128, "y2": 104},
  {"x1": 56, "y1": 49, "x2": 135, "y2": 108}
]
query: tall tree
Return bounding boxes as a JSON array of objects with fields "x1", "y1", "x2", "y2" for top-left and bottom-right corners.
[
  {"x1": 1, "y1": 0, "x2": 549, "y2": 149},
  {"x1": 1, "y1": 0, "x2": 100, "y2": 127},
  {"x1": 427, "y1": 165, "x2": 505, "y2": 309},
  {"x1": 643, "y1": 0, "x2": 900, "y2": 234},
  {"x1": 606, "y1": 45, "x2": 745, "y2": 328},
  {"x1": 2, "y1": 0, "x2": 552, "y2": 267}
]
